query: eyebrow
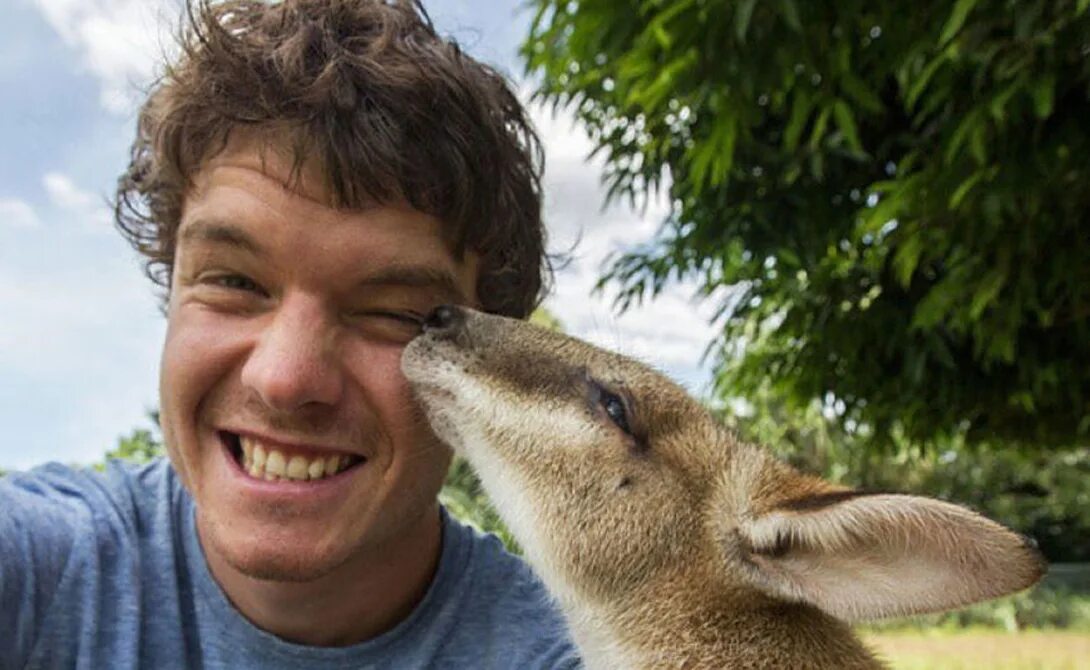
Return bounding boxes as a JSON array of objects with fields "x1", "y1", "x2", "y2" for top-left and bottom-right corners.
[
  {"x1": 179, "y1": 219, "x2": 264, "y2": 257},
  {"x1": 359, "y1": 265, "x2": 469, "y2": 305},
  {"x1": 179, "y1": 218, "x2": 469, "y2": 304}
]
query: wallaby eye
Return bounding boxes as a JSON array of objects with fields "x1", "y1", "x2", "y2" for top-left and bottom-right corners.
[
  {"x1": 599, "y1": 388, "x2": 632, "y2": 435},
  {"x1": 584, "y1": 371, "x2": 639, "y2": 439}
]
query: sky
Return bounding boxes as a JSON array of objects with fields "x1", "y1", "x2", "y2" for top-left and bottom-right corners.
[{"x1": 0, "y1": 0, "x2": 720, "y2": 471}]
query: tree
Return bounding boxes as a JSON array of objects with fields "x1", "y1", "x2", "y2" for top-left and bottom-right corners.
[
  {"x1": 102, "y1": 412, "x2": 165, "y2": 467},
  {"x1": 523, "y1": 0, "x2": 1090, "y2": 449}
]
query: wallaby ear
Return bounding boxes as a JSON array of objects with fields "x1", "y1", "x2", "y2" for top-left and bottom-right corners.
[{"x1": 736, "y1": 490, "x2": 1046, "y2": 622}]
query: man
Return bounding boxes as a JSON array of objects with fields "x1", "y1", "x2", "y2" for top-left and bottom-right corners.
[{"x1": 0, "y1": 1, "x2": 579, "y2": 667}]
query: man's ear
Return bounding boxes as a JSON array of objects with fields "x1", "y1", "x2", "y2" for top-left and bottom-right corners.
[{"x1": 734, "y1": 490, "x2": 1046, "y2": 622}]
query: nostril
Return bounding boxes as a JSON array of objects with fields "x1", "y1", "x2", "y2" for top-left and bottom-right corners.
[{"x1": 423, "y1": 304, "x2": 463, "y2": 333}]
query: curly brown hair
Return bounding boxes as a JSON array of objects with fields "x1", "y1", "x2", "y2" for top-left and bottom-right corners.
[{"x1": 115, "y1": 0, "x2": 547, "y2": 318}]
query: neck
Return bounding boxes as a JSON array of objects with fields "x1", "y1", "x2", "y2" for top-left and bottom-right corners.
[
  {"x1": 550, "y1": 565, "x2": 882, "y2": 670},
  {"x1": 200, "y1": 503, "x2": 443, "y2": 646}
]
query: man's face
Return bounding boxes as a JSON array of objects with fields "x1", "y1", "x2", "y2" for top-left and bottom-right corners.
[{"x1": 160, "y1": 137, "x2": 477, "y2": 582}]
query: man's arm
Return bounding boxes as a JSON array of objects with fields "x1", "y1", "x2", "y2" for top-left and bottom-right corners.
[{"x1": 0, "y1": 465, "x2": 83, "y2": 668}]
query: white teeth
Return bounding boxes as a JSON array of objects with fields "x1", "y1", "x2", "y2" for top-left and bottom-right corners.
[
  {"x1": 265, "y1": 450, "x2": 286, "y2": 478},
  {"x1": 286, "y1": 456, "x2": 309, "y2": 481},
  {"x1": 324, "y1": 455, "x2": 340, "y2": 477},
  {"x1": 236, "y1": 436, "x2": 356, "y2": 482}
]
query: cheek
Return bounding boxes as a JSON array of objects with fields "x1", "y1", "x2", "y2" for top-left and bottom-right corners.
[
  {"x1": 163, "y1": 309, "x2": 246, "y2": 394},
  {"x1": 160, "y1": 309, "x2": 250, "y2": 451},
  {"x1": 348, "y1": 342, "x2": 451, "y2": 490},
  {"x1": 346, "y1": 342, "x2": 424, "y2": 439}
]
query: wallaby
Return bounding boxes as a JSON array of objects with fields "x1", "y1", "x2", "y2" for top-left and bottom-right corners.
[{"x1": 402, "y1": 305, "x2": 1045, "y2": 670}]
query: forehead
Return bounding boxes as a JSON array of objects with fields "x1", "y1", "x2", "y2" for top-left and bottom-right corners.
[
  {"x1": 177, "y1": 131, "x2": 479, "y2": 299},
  {"x1": 192, "y1": 128, "x2": 338, "y2": 205}
]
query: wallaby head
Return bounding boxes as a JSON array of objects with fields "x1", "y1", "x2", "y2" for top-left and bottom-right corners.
[{"x1": 402, "y1": 306, "x2": 1045, "y2": 669}]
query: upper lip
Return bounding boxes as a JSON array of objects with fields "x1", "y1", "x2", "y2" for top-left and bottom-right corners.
[{"x1": 221, "y1": 428, "x2": 365, "y2": 458}]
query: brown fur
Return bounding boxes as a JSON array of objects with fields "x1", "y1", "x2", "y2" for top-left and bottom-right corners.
[{"x1": 402, "y1": 307, "x2": 1045, "y2": 669}]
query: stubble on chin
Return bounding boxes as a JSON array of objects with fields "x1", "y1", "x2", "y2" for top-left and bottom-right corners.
[{"x1": 195, "y1": 505, "x2": 359, "y2": 584}]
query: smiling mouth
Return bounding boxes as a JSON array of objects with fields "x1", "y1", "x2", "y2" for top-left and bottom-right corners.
[{"x1": 222, "y1": 432, "x2": 365, "y2": 482}]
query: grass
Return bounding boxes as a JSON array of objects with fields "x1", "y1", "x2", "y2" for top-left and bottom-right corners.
[{"x1": 863, "y1": 630, "x2": 1090, "y2": 670}]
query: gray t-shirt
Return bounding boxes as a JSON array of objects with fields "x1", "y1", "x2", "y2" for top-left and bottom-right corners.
[{"x1": 0, "y1": 459, "x2": 580, "y2": 669}]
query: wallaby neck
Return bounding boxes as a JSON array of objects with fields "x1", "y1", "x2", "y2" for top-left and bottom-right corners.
[{"x1": 551, "y1": 568, "x2": 884, "y2": 670}]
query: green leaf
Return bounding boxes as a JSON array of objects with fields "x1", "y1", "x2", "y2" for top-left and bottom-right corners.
[
  {"x1": 913, "y1": 283, "x2": 957, "y2": 329},
  {"x1": 832, "y1": 99, "x2": 864, "y2": 153},
  {"x1": 949, "y1": 170, "x2": 986, "y2": 209},
  {"x1": 784, "y1": 90, "x2": 814, "y2": 150},
  {"x1": 905, "y1": 52, "x2": 949, "y2": 110},
  {"x1": 989, "y1": 78, "x2": 1025, "y2": 122},
  {"x1": 644, "y1": 0, "x2": 697, "y2": 50},
  {"x1": 840, "y1": 72, "x2": 885, "y2": 115},
  {"x1": 1009, "y1": 391, "x2": 1036, "y2": 413},
  {"x1": 1078, "y1": 0, "x2": 1090, "y2": 16},
  {"x1": 1031, "y1": 73, "x2": 1056, "y2": 119},
  {"x1": 970, "y1": 271, "x2": 1007, "y2": 320},
  {"x1": 689, "y1": 112, "x2": 738, "y2": 192},
  {"x1": 969, "y1": 123, "x2": 989, "y2": 165},
  {"x1": 735, "y1": 0, "x2": 758, "y2": 42},
  {"x1": 808, "y1": 105, "x2": 832, "y2": 149},
  {"x1": 945, "y1": 109, "x2": 983, "y2": 164},
  {"x1": 939, "y1": 0, "x2": 981, "y2": 46},
  {"x1": 893, "y1": 233, "x2": 924, "y2": 288},
  {"x1": 809, "y1": 151, "x2": 825, "y2": 180},
  {"x1": 779, "y1": 0, "x2": 802, "y2": 32},
  {"x1": 628, "y1": 47, "x2": 698, "y2": 111}
]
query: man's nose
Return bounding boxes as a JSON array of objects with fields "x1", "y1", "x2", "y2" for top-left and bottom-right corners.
[{"x1": 240, "y1": 297, "x2": 344, "y2": 413}]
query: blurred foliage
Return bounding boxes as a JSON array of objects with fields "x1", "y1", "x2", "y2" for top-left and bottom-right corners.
[
  {"x1": 722, "y1": 387, "x2": 1090, "y2": 561},
  {"x1": 102, "y1": 412, "x2": 165, "y2": 468},
  {"x1": 529, "y1": 307, "x2": 565, "y2": 331},
  {"x1": 863, "y1": 588, "x2": 1090, "y2": 632},
  {"x1": 523, "y1": 0, "x2": 1090, "y2": 450},
  {"x1": 439, "y1": 457, "x2": 520, "y2": 552}
]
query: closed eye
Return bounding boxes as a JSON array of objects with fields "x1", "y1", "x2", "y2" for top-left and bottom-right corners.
[
  {"x1": 209, "y1": 273, "x2": 266, "y2": 296},
  {"x1": 356, "y1": 310, "x2": 426, "y2": 327},
  {"x1": 348, "y1": 310, "x2": 428, "y2": 342}
]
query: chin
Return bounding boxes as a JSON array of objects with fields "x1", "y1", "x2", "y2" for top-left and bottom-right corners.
[
  {"x1": 201, "y1": 513, "x2": 355, "y2": 584},
  {"x1": 229, "y1": 553, "x2": 345, "y2": 583}
]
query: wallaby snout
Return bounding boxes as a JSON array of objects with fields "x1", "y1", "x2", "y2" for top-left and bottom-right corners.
[{"x1": 402, "y1": 306, "x2": 1046, "y2": 670}]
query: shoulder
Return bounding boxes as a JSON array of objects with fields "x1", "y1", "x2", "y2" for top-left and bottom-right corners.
[
  {"x1": 437, "y1": 513, "x2": 582, "y2": 669},
  {"x1": 1, "y1": 458, "x2": 182, "y2": 562},
  {"x1": 447, "y1": 513, "x2": 548, "y2": 607},
  {"x1": 1, "y1": 457, "x2": 176, "y2": 500},
  {"x1": 0, "y1": 458, "x2": 184, "y2": 664}
]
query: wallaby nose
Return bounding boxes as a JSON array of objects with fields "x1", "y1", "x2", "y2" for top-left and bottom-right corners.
[{"x1": 423, "y1": 304, "x2": 464, "y2": 335}]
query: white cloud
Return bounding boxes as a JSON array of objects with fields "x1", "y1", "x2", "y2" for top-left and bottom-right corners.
[
  {"x1": 0, "y1": 260, "x2": 165, "y2": 469},
  {"x1": 0, "y1": 198, "x2": 40, "y2": 228},
  {"x1": 42, "y1": 171, "x2": 113, "y2": 232},
  {"x1": 32, "y1": 0, "x2": 176, "y2": 114}
]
